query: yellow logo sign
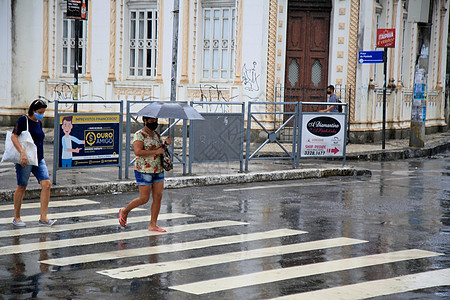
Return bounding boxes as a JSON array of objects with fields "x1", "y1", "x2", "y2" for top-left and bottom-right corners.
[{"x1": 85, "y1": 132, "x2": 96, "y2": 146}]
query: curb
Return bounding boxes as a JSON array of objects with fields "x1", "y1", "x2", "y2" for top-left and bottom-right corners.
[
  {"x1": 345, "y1": 140, "x2": 450, "y2": 161},
  {"x1": 0, "y1": 167, "x2": 371, "y2": 202}
]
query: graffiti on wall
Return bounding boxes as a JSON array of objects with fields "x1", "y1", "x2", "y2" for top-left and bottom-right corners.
[
  {"x1": 199, "y1": 84, "x2": 229, "y2": 102},
  {"x1": 242, "y1": 61, "x2": 260, "y2": 91},
  {"x1": 52, "y1": 82, "x2": 74, "y2": 101}
]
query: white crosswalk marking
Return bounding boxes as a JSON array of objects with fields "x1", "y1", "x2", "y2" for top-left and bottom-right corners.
[
  {"x1": 0, "y1": 213, "x2": 194, "y2": 238},
  {"x1": 97, "y1": 237, "x2": 366, "y2": 279},
  {"x1": 0, "y1": 199, "x2": 99, "y2": 211},
  {"x1": 0, "y1": 196, "x2": 448, "y2": 299},
  {"x1": 272, "y1": 268, "x2": 450, "y2": 300},
  {"x1": 223, "y1": 179, "x2": 367, "y2": 192},
  {"x1": 169, "y1": 249, "x2": 443, "y2": 295},
  {"x1": 0, "y1": 207, "x2": 145, "y2": 224},
  {"x1": 42, "y1": 229, "x2": 304, "y2": 267},
  {"x1": 0, "y1": 220, "x2": 247, "y2": 255}
]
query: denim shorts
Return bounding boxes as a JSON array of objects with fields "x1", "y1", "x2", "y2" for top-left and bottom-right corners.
[
  {"x1": 15, "y1": 159, "x2": 50, "y2": 187},
  {"x1": 134, "y1": 170, "x2": 164, "y2": 186}
]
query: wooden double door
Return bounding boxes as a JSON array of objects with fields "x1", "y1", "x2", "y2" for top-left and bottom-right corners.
[{"x1": 285, "y1": 6, "x2": 331, "y2": 114}]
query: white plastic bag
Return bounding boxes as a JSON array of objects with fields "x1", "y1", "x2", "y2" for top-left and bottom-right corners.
[{"x1": 1, "y1": 118, "x2": 38, "y2": 166}]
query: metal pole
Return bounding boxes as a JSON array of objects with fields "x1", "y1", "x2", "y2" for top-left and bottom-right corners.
[
  {"x1": 182, "y1": 119, "x2": 187, "y2": 175},
  {"x1": 52, "y1": 101, "x2": 59, "y2": 185},
  {"x1": 118, "y1": 101, "x2": 123, "y2": 180},
  {"x1": 245, "y1": 102, "x2": 253, "y2": 171},
  {"x1": 125, "y1": 102, "x2": 131, "y2": 179},
  {"x1": 382, "y1": 47, "x2": 387, "y2": 150},
  {"x1": 168, "y1": 0, "x2": 179, "y2": 145},
  {"x1": 170, "y1": 0, "x2": 179, "y2": 102},
  {"x1": 347, "y1": 86, "x2": 351, "y2": 144},
  {"x1": 73, "y1": 19, "x2": 79, "y2": 112}
]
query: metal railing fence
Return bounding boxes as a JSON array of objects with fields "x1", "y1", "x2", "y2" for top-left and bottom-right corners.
[{"x1": 245, "y1": 102, "x2": 300, "y2": 170}]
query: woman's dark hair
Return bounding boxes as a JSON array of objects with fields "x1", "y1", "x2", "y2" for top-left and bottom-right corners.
[
  {"x1": 28, "y1": 99, "x2": 47, "y2": 116},
  {"x1": 142, "y1": 116, "x2": 158, "y2": 124}
]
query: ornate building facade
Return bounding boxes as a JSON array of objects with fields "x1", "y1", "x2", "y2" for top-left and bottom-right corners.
[{"x1": 0, "y1": 0, "x2": 448, "y2": 142}]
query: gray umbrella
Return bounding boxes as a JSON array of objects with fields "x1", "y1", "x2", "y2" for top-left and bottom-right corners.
[{"x1": 136, "y1": 102, "x2": 205, "y2": 120}]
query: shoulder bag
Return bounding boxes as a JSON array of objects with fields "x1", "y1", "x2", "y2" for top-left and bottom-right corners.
[
  {"x1": 156, "y1": 133, "x2": 173, "y2": 171},
  {"x1": 1, "y1": 116, "x2": 38, "y2": 166}
]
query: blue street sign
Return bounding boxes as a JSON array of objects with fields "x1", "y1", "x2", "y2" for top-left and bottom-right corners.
[{"x1": 358, "y1": 51, "x2": 384, "y2": 64}]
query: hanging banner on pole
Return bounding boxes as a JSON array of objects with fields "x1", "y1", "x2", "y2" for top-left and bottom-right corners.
[
  {"x1": 66, "y1": 0, "x2": 88, "y2": 20},
  {"x1": 377, "y1": 29, "x2": 396, "y2": 48}
]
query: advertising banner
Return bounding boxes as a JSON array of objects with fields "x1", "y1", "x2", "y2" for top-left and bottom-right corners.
[
  {"x1": 377, "y1": 29, "x2": 395, "y2": 48},
  {"x1": 59, "y1": 114, "x2": 120, "y2": 168},
  {"x1": 66, "y1": 0, "x2": 88, "y2": 20},
  {"x1": 300, "y1": 114, "x2": 346, "y2": 158}
]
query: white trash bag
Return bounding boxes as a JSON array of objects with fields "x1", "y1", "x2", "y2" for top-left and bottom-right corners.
[{"x1": 1, "y1": 118, "x2": 38, "y2": 166}]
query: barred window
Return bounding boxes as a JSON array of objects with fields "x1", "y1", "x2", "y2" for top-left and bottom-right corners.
[
  {"x1": 202, "y1": 6, "x2": 235, "y2": 80},
  {"x1": 129, "y1": 9, "x2": 158, "y2": 78},
  {"x1": 62, "y1": 13, "x2": 87, "y2": 75}
]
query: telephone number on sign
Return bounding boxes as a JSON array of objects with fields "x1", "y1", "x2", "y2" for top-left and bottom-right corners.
[{"x1": 303, "y1": 150, "x2": 325, "y2": 156}]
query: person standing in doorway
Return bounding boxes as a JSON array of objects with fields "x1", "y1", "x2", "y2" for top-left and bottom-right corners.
[
  {"x1": 319, "y1": 85, "x2": 339, "y2": 113},
  {"x1": 119, "y1": 117, "x2": 171, "y2": 232},
  {"x1": 11, "y1": 99, "x2": 57, "y2": 227}
]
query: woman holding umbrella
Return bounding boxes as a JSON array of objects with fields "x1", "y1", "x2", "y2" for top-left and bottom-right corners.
[{"x1": 119, "y1": 117, "x2": 171, "y2": 232}]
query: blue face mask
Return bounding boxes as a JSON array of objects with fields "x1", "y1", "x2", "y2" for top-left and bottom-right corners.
[{"x1": 34, "y1": 113, "x2": 44, "y2": 121}]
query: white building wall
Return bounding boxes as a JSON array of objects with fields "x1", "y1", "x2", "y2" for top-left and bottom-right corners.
[
  {"x1": 0, "y1": 0, "x2": 12, "y2": 108},
  {"x1": 0, "y1": 0, "x2": 447, "y2": 137},
  {"x1": 241, "y1": 0, "x2": 266, "y2": 102},
  {"x1": 351, "y1": 0, "x2": 449, "y2": 137},
  {"x1": 11, "y1": 0, "x2": 43, "y2": 109},
  {"x1": 90, "y1": 1, "x2": 110, "y2": 100},
  {"x1": 355, "y1": 0, "x2": 375, "y2": 127}
]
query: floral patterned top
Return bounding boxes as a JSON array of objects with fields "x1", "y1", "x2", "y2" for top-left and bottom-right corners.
[{"x1": 133, "y1": 129, "x2": 163, "y2": 174}]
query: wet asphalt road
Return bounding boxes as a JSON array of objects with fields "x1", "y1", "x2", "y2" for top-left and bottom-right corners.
[{"x1": 0, "y1": 152, "x2": 449, "y2": 299}]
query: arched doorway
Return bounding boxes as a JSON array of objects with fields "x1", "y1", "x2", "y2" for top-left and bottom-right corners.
[{"x1": 285, "y1": 0, "x2": 332, "y2": 113}]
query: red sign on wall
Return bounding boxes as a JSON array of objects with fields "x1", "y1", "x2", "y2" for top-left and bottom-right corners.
[{"x1": 377, "y1": 29, "x2": 395, "y2": 48}]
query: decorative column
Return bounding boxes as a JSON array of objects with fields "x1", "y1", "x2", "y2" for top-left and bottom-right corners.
[
  {"x1": 41, "y1": 0, "x2": 50, "y2": 79},
  {"x1": 52, "y1": 0, "x2": 56, "y2": 78},
  {"x1": 180, "y1": 0, "x2": 190, "y2": 84},
  {"x1": 155, "y1": 0, "x2": 164, "y2": 83},
  {"x1": 107, "y1": 0, "x2": 117, "y2": 81},
  {"x1": 436, "y1": 2, "x2": 446, "y2": 90},
  {"x1": 233, "y1": 0, "x2": 243, "y2": 85},
  {"x1": 191, "y1": 0, "x2": 198, "y2": 80},
  {"x1": 345, "y1": 0, "x2": 360, "y2": 121},
  {"x1": 265, "y1": 0, "x2": 278, "y2": 102}
]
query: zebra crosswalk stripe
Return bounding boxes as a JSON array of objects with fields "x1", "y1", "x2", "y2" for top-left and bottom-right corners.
[
  {"x1": 0, "y1": 199, "x2": 99, "y2": 211},
  {"x1": 42, "y1": 229, "x2": 305, "y2": 267},
  {"x1": 271, "y1": 268, "x2": 450, "y2": 300},
  {"x1": 170, "y1": 249, "x2": 443, "y2": 295},
  {"x1": 0, "y1": 207, "x2": 145, "y2": 225},
  {"x1": 0, "y1": 220, "x2": 247, "y2": 256},
  {"x1": 0, "y1": 213, "x2": 194, "y2": 238},
  {"x1": 97, "y1": 237, "x2": 367, "y2": 279}
]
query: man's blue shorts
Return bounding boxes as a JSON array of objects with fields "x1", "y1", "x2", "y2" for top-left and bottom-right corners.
[
  {"x1": 15, "y1": 159, "x2": 51, "y2": 187},
  {"x1": 134, "y1": 170, "x2": 164, "y2": 186}
]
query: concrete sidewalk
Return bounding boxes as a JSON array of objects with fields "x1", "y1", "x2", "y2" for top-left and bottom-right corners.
[{"x1": 0, "y1": 127, "x2": 448, "y2": 202}]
